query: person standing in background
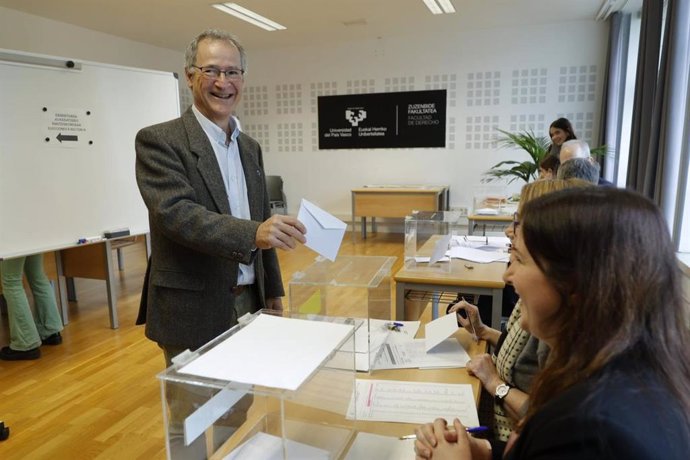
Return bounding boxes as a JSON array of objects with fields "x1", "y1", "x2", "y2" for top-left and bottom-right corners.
[{"x1": 0, "y1": 254, "x2": 63, "y2": 361}]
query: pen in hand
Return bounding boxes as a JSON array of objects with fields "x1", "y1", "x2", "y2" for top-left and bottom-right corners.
[
  {"x1": 399, "y1": 425, "x2": 488, "y2": 440},
  {"x1": 461, "y1": 296, "x2": 479, "y2": 343}
]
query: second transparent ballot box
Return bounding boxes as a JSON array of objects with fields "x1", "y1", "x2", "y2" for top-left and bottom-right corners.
[
  {"x1": 288, "y1": 256, "x2": 396, "y2": 371},
  {"x1": 404, "y1": 210, "x2": 464, "y2": 273},
  {"x1": 157, "y1": 310, "x2": 358, "y2": 460}
]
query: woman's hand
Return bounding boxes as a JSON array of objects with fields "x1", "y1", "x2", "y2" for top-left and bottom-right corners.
[
  {"x1": 448, "y1": 300, "x2": 486, "y2": 341},
  {"x1": 466, "y1": 353, "x2": 502, "y2": 393},
  {"x1": 414, "y1": 418, "x2": 470, "y2": 460}
]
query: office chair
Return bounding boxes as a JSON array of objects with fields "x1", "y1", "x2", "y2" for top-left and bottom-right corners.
[{"x1": 266, "y1": 175, "x2": 287, "y2": 215}]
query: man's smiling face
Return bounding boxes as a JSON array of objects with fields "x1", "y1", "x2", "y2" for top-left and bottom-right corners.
[{"x1": 186, "y1": 38, "x2": 244, "y2": 129}]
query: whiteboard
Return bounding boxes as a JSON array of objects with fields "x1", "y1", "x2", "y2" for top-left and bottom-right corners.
[{"x1": 0, "y1": 49, "x2": 180, "y2": 259}]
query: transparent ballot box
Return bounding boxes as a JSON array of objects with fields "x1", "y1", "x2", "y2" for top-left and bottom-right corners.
[
  {"x1": 404, "y1": 210, "x2": 464, "y2": 273},
  {"x1": 288, "y1": 256, "x2": 396, "y2": 371},
  {"x1": 471, "y1": 186, "x2": 514, "y2": 216},
  {"x1": 158, "y1": 310, "x2": 357, "y2": 460}
]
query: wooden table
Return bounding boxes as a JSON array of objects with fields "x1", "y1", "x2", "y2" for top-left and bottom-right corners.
[
  {"x1": 205, "y1": 307, "x2": 486, "y2": 459},
  {"x1": 59, "y1": 234, "x2": 150, "y2": 329},
  {"x1": 356, "y1": 314, "x2": 486, "y2": 438},
  {"x1": 395, "y1": 259, "x2": 506, "y2": 329},
  {"x1": 467, "y1": 213, "x2": 513, "y2": 236},
  {"x1": 351, "y1": 186, "x2": 449, "y2": 239}
]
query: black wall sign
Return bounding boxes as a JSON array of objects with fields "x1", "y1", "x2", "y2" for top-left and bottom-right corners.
[{"x1": 318, "y1": 89, "x2": 446, "y2": 149}]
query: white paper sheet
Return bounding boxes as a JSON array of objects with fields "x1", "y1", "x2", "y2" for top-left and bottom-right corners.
[
  {"x1": 413, "y1": 256, "x2": 450, "y2": 263},
  {"x1": 374, "y1": 338, "x2": 471, "y2": 370},
  {"x1": 344, "y1": 432, "x2": 415, "y2": 460},
  {"x1": 447, "y1": 246, "x2": 510, "y2": 263},
  {"x1": 297, "y1": 198, "x2": 347, "y2": 261},
  {"x1": 347, "y1": 379, "x2": 479, "y2": 426},
  {"x1": 178, "y1": 314, "x2": 353, "y2": 391},
  {"x1": 223, "y1": 432, "x2": 330, "y2": 460},
  {"x1": 452, "y1": 235, "x2": 511, "y2": 249},
  {"x1": 355, "y1": 319, "x2": 421, "y2": 372},
  {"x1": 429, "y1": 234, "x2": 452, "y2": 264},
  {"x1": 424, "y1": 313, "x2": 459, "y2": 352}
]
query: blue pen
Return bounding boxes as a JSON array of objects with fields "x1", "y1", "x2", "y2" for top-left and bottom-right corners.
[{"x1": 399, "y1": 426, "x2": 489, "y2": 440}]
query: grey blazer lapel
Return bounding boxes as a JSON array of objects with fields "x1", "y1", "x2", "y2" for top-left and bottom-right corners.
[
  {"x1": 238, "y1": 134, "x2": 264, "y2": 220},
  {"x1": 182, "y1": 109, "x2": 231, "y2": 215}
]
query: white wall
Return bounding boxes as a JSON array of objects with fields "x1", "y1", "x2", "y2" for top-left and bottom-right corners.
[
  {"x1": 240, "y1": 20, "x2": 609, "y2": 220},
  {"x1": 0, "y1": 6, "x2": 608, "y2": 222}
]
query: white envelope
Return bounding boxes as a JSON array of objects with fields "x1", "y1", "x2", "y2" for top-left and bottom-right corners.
[
  {"x1": 425, "y1": 313, "x2": 459, "y2": 352},
  {"x1": 297, "y1": 198, "x2": 347, "y2": 261}
]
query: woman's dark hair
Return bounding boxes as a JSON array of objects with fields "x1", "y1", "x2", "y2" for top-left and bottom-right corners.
[
  {"x1": 519, "y1": 188, "x2": 690, "y2": 428},
  {"x1": 538, "y1": 154, "x2": 560, "y2": 175},
  {"x1": 549, "y1": 118, "x2": 577, "y2": 141}
]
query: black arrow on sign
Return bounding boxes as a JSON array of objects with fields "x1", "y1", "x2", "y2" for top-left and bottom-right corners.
[{"x1": 56, "y1": 133, "x2": 78, "y2": 143}]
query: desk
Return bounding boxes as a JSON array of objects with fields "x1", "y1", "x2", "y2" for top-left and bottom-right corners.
[
  {"x1": 395, "y1": 259, "x2": 505, "y2": 329},
  {"x1": 467, "y1": 213, "x2": 513, "y2": 236},
  {"x1": 351, "y1": 186, "x2": 449, "y2": 239},
  {"x1": 210, "y1": 308, "x2": 485, "y2": 458},
  {"x1": 59, "y1": 235, "x2": 150, "y2": 329}
]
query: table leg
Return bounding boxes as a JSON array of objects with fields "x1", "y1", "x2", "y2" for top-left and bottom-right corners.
[
  {"x1": 395, "y1": 281, "x2": 405, "y2": 320},
  {"x1": 468, "y1": 218, "x2": 475, "y2": 236},
  {"x1": 103, "y1": 240, "x2": 119, "y2": 329},
  {"x1": 372, "y1": 217, "x2": 377, "y2": 234},
  {"x1": 66, "y1": 278, "x2": 77, "y2": 301},
  {"x1": 361, "y1": 217, "x2": 367, "y2": 239},
  {"x1": 55, "y1": 252, "x2": 69, "y2": 325},
  {"x1": 431, "y1": 291, "x2": 441, "y2": 319},
  {"x1": 491, "y1": 288, "x2": 503, "y2": 330},
  {"x1": 117, "y1": 248, "x2": 124, "y2": 271}
]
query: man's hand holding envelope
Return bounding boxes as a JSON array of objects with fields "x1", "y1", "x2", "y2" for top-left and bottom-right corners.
[{"x1": 297, "y1": 199, "x2": 347, "y2": 261}]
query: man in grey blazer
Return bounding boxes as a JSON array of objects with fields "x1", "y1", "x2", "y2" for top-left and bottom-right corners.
[{"x1": 135, "y1": 29, "x2": 306, "y2": 366}]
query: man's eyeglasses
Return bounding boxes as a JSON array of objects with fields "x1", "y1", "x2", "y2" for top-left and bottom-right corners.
[{"x1": 191, "y1": 65, "x2": 244, "y2": 81}]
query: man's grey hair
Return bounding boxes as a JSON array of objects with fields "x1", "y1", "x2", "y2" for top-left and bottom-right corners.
[
  {"x1": 560, "y1": 139, "x2": 591, "y2": 162},
  {"x1": 185, "y1": 29, "x2": 247, "y2": 72},
  {"x1": 557, "y1": 157, "x2": 600, "y2": 184}
]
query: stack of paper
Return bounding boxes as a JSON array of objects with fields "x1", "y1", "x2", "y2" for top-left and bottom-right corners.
[
  {"x1": 372, "y1": 313, "x2": 470, "y2": 370},
  {"x1": 347, "y1": 379, "x2": 479, "y2": 426},
  {"x1": 178, "y1": 314, "x2": 354, "y2": 391}
]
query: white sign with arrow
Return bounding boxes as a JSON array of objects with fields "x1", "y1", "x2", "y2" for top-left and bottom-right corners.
[{"x1": 42, "y1": 107, "x2": 92, "y2": 148}]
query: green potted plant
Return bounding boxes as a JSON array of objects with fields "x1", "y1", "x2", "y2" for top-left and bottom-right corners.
[
  {"x1": 482, "y1": 129, "x2": 549, "y2": 184},
  {"x1": 483, "y1": 129, "x2": 608, "y2": 184}
]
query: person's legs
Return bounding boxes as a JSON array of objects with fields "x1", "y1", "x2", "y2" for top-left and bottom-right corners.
[
  {"x1": 23, "y1": 254, "x2": 63, "y2": 340},
  {"x1": 0, "y1": 257, "x2": 41, "y2": 352}
]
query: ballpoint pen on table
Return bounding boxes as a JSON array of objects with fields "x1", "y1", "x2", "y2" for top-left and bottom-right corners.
[{"x1": 399, "y1": 426, "x2": 489, "y2": 440}]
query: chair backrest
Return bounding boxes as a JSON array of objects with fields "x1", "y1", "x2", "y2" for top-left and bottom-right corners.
[
  {"x1": 266, "y1": 175, "x2": 287, "y2": 214},
  {"x1": 265, "y1": 175, "x2": 284, "y2": 203}
]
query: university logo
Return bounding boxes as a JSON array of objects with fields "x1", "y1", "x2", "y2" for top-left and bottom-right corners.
[{"x1": 345, "y1": 109, "x2": 367, "y2": 127}]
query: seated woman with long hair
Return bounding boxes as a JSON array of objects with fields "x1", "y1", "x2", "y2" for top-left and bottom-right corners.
[
  {"x1": 547, "y1": 117, "x2": 576, "y2": 158},
  {"x1": 414, "y1": 188, "x2": 690, "y2": 459},
  {"x1": 448, "y1": 179, "x2": 591, "y2": 443}
]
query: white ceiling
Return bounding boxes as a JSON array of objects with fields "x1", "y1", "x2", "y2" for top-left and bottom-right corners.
[{"x1": 0, "y1": 0, "x2": 642, "y2": 53}]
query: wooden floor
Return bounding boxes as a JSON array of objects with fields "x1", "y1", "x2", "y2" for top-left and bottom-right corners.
[{"x1": 0, "y1": 232, "x2": 406, "y2": 459}]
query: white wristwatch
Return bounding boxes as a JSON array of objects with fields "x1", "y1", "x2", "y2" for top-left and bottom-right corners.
[{"x1": 495, "y1": 383, "x2": 511, "y2": 402}]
